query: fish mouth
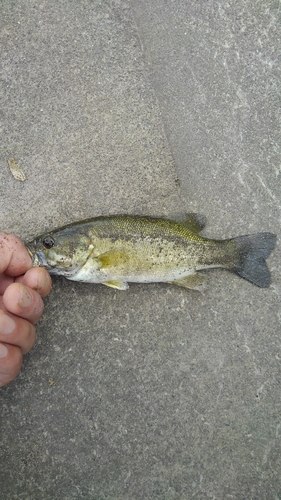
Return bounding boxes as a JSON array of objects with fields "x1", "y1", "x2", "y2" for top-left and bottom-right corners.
[
  {"x1": 35, "y1": 251, "x2": 49, "y2": 268},
  {"x1": 25, "y1": 244, "x2": 49, "y2": 269}
]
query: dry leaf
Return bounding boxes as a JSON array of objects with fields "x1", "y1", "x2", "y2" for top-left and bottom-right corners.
[{"x1": 8, "y1": 158, "x2": 26, "y2": 182}]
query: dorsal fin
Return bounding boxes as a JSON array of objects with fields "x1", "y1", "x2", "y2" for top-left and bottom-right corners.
[{"x1": 171, "y1": 213, "x2": 207, "y2": 233}]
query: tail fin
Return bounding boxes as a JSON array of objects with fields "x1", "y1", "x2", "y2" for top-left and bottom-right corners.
[{"x1": 231, "y1": 232, "x2": 276, "y2": 288}]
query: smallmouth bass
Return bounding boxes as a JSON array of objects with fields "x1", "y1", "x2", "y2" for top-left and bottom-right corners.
[{"x1": 26, "y1": 214, "x2": 276, "y2": 290}]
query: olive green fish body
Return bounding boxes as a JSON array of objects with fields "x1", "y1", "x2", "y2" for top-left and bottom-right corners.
[{"x1": 26, "y1": 215, "x2": 276, "y2": 290}]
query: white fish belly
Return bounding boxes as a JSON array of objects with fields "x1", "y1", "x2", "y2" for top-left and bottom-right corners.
[{"x1": 68, "y1": 261, "x2": 196, "y2": 284}]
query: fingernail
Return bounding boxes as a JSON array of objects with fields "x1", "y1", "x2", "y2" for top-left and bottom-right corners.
[
  {"x1": 0, "y1": 314, "x2": 15, "y2": 335},
  {"x1": 18, "y1": 288, "x2": 33, "y2": 308},
  {"x1": 0, "y1": 343, "x2": 8, "y2": 358}
]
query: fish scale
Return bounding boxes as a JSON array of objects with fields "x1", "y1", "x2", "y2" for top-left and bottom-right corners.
[{"x1": 26, "y1": 214, "x2": 276, "y2": 290}]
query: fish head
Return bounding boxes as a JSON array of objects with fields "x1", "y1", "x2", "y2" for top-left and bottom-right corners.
[{"x1": 26, "y1": 228, "x2": 93, "y2": 277}]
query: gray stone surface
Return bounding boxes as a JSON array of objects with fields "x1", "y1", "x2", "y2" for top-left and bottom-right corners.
[
  {"x1": 1, "y1": 1, "x2": 280, "y2": 499},
  {"x1": 0, "y1": 0, "x2": 179, "y2": 240},
  {"x1": 132, "y1": 1, "x2": 280, "y2": 236}
]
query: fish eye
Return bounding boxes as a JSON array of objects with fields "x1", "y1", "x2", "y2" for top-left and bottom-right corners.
[{"x1": 43, "y1": 236, "x2": 55, "y2": 249}]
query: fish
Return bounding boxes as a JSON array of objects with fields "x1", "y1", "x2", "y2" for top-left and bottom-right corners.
[{"x1": 25, "y1": 214, "x2": 276, "y2": 290}]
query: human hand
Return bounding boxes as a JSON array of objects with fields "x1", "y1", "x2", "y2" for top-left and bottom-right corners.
[{"x1": 0, "y1": 233, "x2": 52, "y2": 387}]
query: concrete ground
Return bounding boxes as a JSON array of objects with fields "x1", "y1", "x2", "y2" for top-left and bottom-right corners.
[{"x1": 0, "y1": 1, "x2": 280, "y2": 499}]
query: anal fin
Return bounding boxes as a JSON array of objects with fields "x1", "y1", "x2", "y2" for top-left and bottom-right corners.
[{"x1": 170, "y1": 273, "x2": 206, "y2": 291}]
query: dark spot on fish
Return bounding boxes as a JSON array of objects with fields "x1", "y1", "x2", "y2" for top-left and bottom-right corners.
[{"x1": 69, "y1": 242, "x2": 76, "y2": 255}]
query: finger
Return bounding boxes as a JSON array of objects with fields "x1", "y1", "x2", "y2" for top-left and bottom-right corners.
[
  {"x1": 0, "y1": 233, "x2": 32, "y2": 276},
  {"x1": 3, "y1": 283, "x2": 44, "y2": 324},
  {"x1": 0, "y1": 273, "x2": 14, "y2": 295},
  {"x1": 16, "y1": 268, "x2": 52, "y2": 298},
  {"x1": 0, "y1": 342, "x2": 22, "y2": 387},
  {"x1": 0, "y1": 310, "x2": 36, "y2": 354}
]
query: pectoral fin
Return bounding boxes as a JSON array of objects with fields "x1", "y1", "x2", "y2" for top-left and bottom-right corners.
[
  {"x1": 103, "y1": 280, "x2": 129, "y2": 290},
  {"x1": 170, "y1": 273, "x2": 206, "y2": 291},
  {"x1": 98, "y1": 250, "x2": 129, "y2": 268},
  {"x1": 98, "y1": 251, "x2": 130, "y2": 289}
]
